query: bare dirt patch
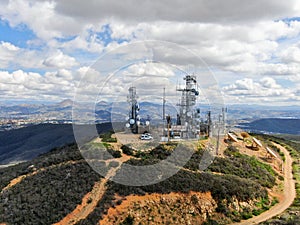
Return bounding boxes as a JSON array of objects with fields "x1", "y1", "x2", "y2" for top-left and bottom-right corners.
[{"x1": 99, "y1": 192, "x2": 217, "y2": 225}]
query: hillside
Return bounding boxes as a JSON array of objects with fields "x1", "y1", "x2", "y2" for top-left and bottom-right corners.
[
  {"x1": 0, "y1": 123, "x2": 114, "y2": 166},
  {"x1": 1, "y1": 132, "x2": 297, "y2": 225},
  {"x1": 257, "y1": 135, "x2": 300, "y2": 225}
]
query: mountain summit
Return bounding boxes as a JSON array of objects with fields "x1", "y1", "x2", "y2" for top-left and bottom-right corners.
[{"x1": 57, "y1": 99, "x2": 74, "y2": 108}]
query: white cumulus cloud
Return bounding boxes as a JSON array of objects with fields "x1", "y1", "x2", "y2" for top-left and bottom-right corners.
[{"x1": 43, "y1": 51, "x2": 78, "y2": 68}]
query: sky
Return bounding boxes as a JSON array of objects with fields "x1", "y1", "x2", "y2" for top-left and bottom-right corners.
[{"x1": 0, "y1": 0, "x2": 300, "y2": 106}]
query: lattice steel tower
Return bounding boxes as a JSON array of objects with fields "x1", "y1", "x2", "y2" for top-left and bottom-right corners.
[
  {"x1": 177, "y1": 75, "x2": 199, "y2": 136},
  {"x1": 127, "y1": 87, "x2": 139, "y2": 134}
]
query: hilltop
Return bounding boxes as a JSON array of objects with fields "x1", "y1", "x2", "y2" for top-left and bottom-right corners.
[{"x1": 0, "y1": 131, "x2": 299, "y2": 225}]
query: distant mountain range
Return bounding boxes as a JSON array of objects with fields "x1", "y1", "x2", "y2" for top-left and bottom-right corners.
[
  {"x1": 1, "y1": 99, "x2": 300, "y2": 136},
  {"x1": 0, "y1": 100, "x2": 74, "y2": 121},
  {"x1": 1, "y1": 99, "x2": 300, "y2": 122},
  {"x1": 238, "y1": 118, "x2": 300, "y2": 135},
  {"x1": 0, "y1": 99, "x2": 179, "y2": 124}
]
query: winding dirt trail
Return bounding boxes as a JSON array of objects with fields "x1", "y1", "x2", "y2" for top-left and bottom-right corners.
[
  {"x1": 231, "y1": 142, "x2": 296, "y2": 225},
  {"x1": 53, "y1": 177, "x2": 108, "y2": 225},
  {"x1": 53, "y1": 155, "x2": 130, "y2": 225}
]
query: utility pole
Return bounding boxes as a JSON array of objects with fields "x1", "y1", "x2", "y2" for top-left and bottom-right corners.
[
  {"x1": 216, "y1": 113, "x2": 222, "y2": 155},
  {"x1": 166, "y1": 115, "x2": 171, "y2": 142},
  {"x1": 207, "y1": 111, "x2": 211, "y2": 137},
  {"x1": 163, "y1": 87, "x2": 166, "y2": 123}
]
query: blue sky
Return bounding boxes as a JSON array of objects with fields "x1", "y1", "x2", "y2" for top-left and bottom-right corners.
[
  {"x1": 0, "y1": 0, "x2": 300, "y2": 106},
  {"x1": 0, "y1": 19, "x2": 36, "y2": 48}
]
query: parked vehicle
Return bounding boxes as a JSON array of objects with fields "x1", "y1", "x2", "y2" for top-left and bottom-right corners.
[{"x1": 140, "y1": 133, "x2": 153, "y2": 140}]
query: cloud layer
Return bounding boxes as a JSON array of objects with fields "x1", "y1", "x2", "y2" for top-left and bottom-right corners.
[{"x1": 0, "y1": 0, "x2": 299, "y2": 105}]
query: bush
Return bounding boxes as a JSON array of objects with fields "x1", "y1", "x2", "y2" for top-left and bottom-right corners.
[
  {"x1": 209, "y1": 150, "x2": 276, "y2": 188},
  {"x1": 103, "y1": 137, "x2": 117, "y2": 142},
  {"x1": 0, "y1": 161, "x2": 101, "y2": 224},
  {"x1": 203, "y1": 218, "x2": 219, "y2": 225},
  {"x1": 121, "y1": 145, "x2": 134, "y2": 156},
  {"x1": 119, "y1": 215, "x2": 134, "y2": 225},
  {"x1": 107, "y1": 148, "x2": 122, "y2": 158},
  {"x1": 241, "y1": 211, "x2": 253, "y2": 220},
  {"x1": 100, "y1": 131, "x2": 117, "y2": 142}
]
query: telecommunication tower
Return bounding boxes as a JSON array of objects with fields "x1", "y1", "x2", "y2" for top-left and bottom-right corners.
[
  {"x1": 176, "y1": 75, "x2": 199, "y2": 136},
  {"x1": 126, "y1": 87, "x2": 140, "y2": 134}
]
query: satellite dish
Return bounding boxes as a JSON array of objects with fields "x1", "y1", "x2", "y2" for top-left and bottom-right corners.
[
  {"x1": 145, "y1": 121, "x2": 150, "y2": 126},
  {"x1": 125, "y1": 123, "x2": 130, "y2": 128},
  {"x1": 125, "y1": 116, "x2": 129, "y2": 121},
  {"x1": 253, "y1": 137, "x2": 262, "y2": 147},
  {"x1": 266, "y1": 147, "x2": 278, "y2": 158},
  {"x1": 129, "y1": 119, "x2": 135, "y2": 125},
  {"x1": 187, "y1": 112, "x2": 192, "y2": 117},
  {"x1": 228, "y1": 133, "x2": 238, "y2": 142}
]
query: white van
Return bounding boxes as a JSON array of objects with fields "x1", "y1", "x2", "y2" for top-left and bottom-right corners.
[{"x1": 140, "y1": 133, "x2": 153, "y2": 140}]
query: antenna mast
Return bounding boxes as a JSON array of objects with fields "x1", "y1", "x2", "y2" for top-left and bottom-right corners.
[
  {"x1": 163, "y1": 87, "x2": 166, "y2": 122},
  {"x1": 127, "y1": 87, "x2": 139, "y2": 134}
]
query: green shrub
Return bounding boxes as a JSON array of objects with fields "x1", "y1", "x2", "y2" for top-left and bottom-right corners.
[
  {"x1": 241, "y1": 211, "x2": 253, "y2": 220},
  {"x1": 121, "y1": 145, "x2": 134, "y2": 156},
  {"x1": 100, "y1": 131, "x2": 117, "y2": 142},
  {"x1": 107, "y1": 148, "x2": 122, "y2": 158},
  {"x1": 252, "y1": 209, "x2": 264, "y2": 216},
  {"x1": 103, "y1": 137, "x2": 117, "y2": 142},
  {"x1": 208, "y1": 153, "x2": 276, "y2": 188},
  {"x1": 119, "y1": 215, "x2": 134, "y2": 225}
]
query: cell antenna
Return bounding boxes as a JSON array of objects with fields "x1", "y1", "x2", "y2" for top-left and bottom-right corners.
[{"x1": 163, "y1": 87, "x2": 166, "y2": 122}]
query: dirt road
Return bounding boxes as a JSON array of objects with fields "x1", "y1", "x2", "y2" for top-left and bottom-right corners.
[
  {"x1": 54, "y1": 155, "x2": 130, "y2": 225},
  {"x1": 53, "y1": 177, "x2": 108, "y2": 225},
  {"x1": 232, "y1": 143, "x2": 296, "y2": 225}
]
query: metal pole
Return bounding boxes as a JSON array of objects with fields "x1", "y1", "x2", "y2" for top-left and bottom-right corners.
[
  {"x1": 163, "y1": 87, "x2": 166, "y2": 122},
  {"x1": 216, "y1": 114, "x2": 222, "y2": 155}
]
